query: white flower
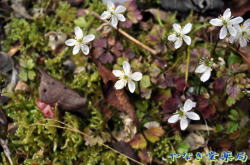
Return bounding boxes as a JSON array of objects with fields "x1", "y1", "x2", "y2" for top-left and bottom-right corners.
[
  {"x1": 210, "y1": 8, "x2": 243, "y2": 39},
  {"x1": 168, "y1": 23, "x2": 192, "y2": 49},
  {"x1": 195, "y1": 64, "x2": 212, "y2": 82},
  {"x1": 101, "y1": 0, "x2": 126, "y2": 28},
  {"x1": 228, "y1": 19, "x2": 250, "y2": 47},
  {"x1": 168, "y1": 99, "x2": 200, "y2": 130},
  {"x1": 112, "y1": 61, "x2": 142, "y2": 93},
  {"x1": 65, "y1": 27, "x2": 95, "y2": 55},
  {"x1": 195, "y1": 58, "x2": 214, "y2": 82}
]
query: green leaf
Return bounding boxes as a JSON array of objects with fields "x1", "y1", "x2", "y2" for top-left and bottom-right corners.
[
  {"x1": 215, "y1": 124, "x2": 224, "y2": 132},
  {"x1": 74, "y1": 17, "x2": 87, "y2": 28},
  {"x1": 140, "y1": 75, "x2": 151, "y2": 88},
  {"x1": 129, "y1": 134, "x2": 147, "y2": 149},
  {"x1": 226, "y1": 97, "x2": 236, "y2": 107},
  {"x1": 227, "y1": 53, "x2": 242, "y2": 65},
  {"x1": 19, "y1": 70, "x2": 28, "y2": 81},
  {"x1": 28, "y1": 70, "x2": 36, "y2": 80},
  {"x1": 176, "y1": 141, "x2": 189, "y2": 154},
  {"x1": 26, "y1": 59, "x2": 35, "y2": 69},
  {"x1": 226, "y1": 121, "x2": 239, "y2": 134},
  {"x1": 228, "y1": 109, "x2": 239, "y2": 121}
]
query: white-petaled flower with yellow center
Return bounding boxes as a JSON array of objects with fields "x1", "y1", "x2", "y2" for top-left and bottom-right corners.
[
  {"x1": 168, "y1": 99, "x2": 200, "y2": 130},
  {"x1": 195, "y1": 58, "x2": 215, "y2": 82},
  {"x1": 228, "y1": 19, "x2": 250, "y2": 47},
  {"x1": 168, "y1": 23, "x2": 192, "y2": 49},
  {"x1": 112, "y1": 61, "x2": 142, "y2": 93},
  {"x1": 210, "y1": 8, "x2": 243, "y2": 39},
  {"x1": 65, "y1": 27, "x2": 95, "y2": 55},
  {"x1": 101, "y1": 0, "x2": 126, "y2": 28}
]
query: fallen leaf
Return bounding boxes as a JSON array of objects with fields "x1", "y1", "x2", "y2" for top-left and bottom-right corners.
[
  {"x1": 138, "y1": 149, "x2": 152, "y2": 164},
  {"x1": 185, "y1": 133, "x2": 206, "y2": 151},
  {"x1": 11, "y1": 0, "x2": 33, "y2": 20},
  {"x1": 38, "y1": 69, "x2": 86, "y2": 114},
  {"x1": 7, "y1": 44, "x2": 21, "y2": 57},
  {"x1": 111, "y1": 141, "x2": 138, "y2": 161},
  {"x1": 15, "y1": 80, "x2": 29, "y2": 91}
]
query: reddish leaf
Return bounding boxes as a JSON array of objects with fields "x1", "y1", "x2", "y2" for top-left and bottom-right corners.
[
  {"x1": 198, "y1": 97, "x2": 216, "y2": 119},
  {"x1": 36, "y1": 100, "x2": 55, "y2": 118},
  {"x1": 213, "y1": 77, "x2": 226, "y2": 93},
  {"x1": 138, "y1": 149, "x2": 152, "y2": 164},
  {"x1": 129, "y1": 134, "x2": 147, "y2": 149}
]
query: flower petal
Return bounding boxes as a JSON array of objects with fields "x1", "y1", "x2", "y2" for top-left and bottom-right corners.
[
  {"x1": 223, "y1": 8, "x2": 231, "y2": 20},
  {"x1": 114, "y1": 79, "x2": 126, "y2": 90},
  {"x1": 239, "y1": 37, "x2": 248, "y2": 47},
  {"x1": 219, "y1": 26, "x2": 228, "y2": 39},
  {"x1": 195, "y1": 64, "x2": 209, "y2": 73},
  {"x1": 115, "y1": 5, "x2": 126, "y2": 13},
  {"x1": 174, "y1": 38, "x2": 183, "y2": 49},
  {"x1": 243, "y1": 19, "x2": 250, "y2": 27},
  {"x1": 229, "y1": 17, "x2": 243, "y2": 25},
  {"x1": 183, "y1": 99, "x2": 196, "y2": 112},
  {"x1": 111, "y1": 15, "x2": 118, "y2": 27},
  {"x1": 200, "y1": 68, "x2": 212, "y2": 82},
  {"x1": 128, "y1": 81, "x2": 136, "y2": 93},
  {"x1": 183, "y1": 23, "x2": 192, "y2": 34},
  {"x1": 80, "y1": 44, "x2": 90, "y2": 55},
  {"x1": 168, "y1": 114, "x2": 180, "y2": 123},
  {"x1": 107, "y1": 0, "x2": 115, "y2": 11},
  {"x1": 116, "y1": 14, "x2": 126, "y2": 22},
  {"x1": 74, "y1": 27, "x2": 83, "y2": 40},
  {"x1": 210, "y1": 18, "x2": 223, "y2": 26},
  {"x1": 83, "y1": 34, "x2": 95, "y2": 43},
  {"x1": 168, "y1": 34, "x2": 177, "y2": 41},
  {"x1": 65, "y1": 39, "x2": 76, "y2": 46},
  {"x1": 186, "y1": 112, "x2": 200, "y2": 120},
  {"x1": 131, "y1": 72, "x2": 142, "y2": 81},
  {"x1": 123, "y1": 61, "x2": 131, "y2": 75},
  {"x1": 112, "y1": 70, "x2": 124, "y2": 77},
  {"x1": 173, "y1": 24, "x2": 182, "y2": 33},
  {"x1": 227, "y1": 25, "x2": 237, "y2": 37},
  {"x1": 101, "y1": 11, "x2": 111, "y2": 20},
  {"x1": 180, "y1": 117, "x2": 189, "y2": 130},
  {"x1": 183, "y1": 35, "x2": 191, "y2": 45},
  {"x1": 73, "y1": 44, "x2": 80, "y2": 55}
]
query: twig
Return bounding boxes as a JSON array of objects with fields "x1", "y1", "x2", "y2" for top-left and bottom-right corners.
[
  {"x1": 187, "y1": 124, "x2": 215, "y2": 131},
  {"x1": 32, "y1": 121, "x2": 144, "y2": 165},
  {"x1": 85, "y1": 10, "x2": 158, "y2": 55},
  {"x1": 185, "y1": 47, "x2": 191, "y2": 83}
]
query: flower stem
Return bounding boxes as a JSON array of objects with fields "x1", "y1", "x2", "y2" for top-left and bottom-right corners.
[
  {"x1": 185, "y1": 47, "x2": 191, "y2": 83},
  {"x1": 212, "y1": 38, "x2": 219, "y2": 55}
]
